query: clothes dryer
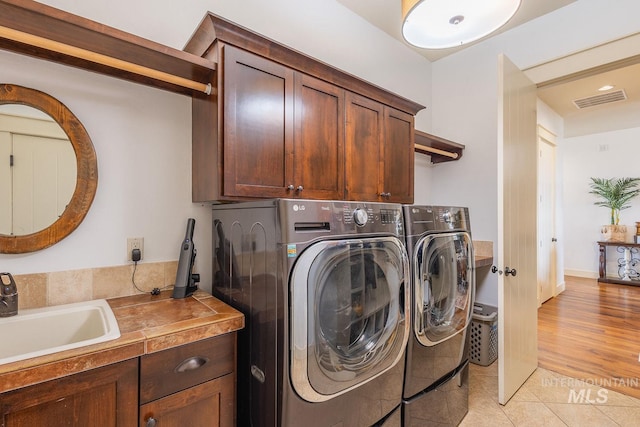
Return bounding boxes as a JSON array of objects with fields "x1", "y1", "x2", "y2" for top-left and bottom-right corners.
[
  {"x1": 402, "y1": 205, "x2": 475, "y2": 426},
  {"x1": 212, "y1": 199, "x2": 410, "y2": 427}
]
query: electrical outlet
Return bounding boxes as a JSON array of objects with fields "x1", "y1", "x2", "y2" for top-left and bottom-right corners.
[{"x1": 127, "y1": 237, "x2": 144, "y2": 261}]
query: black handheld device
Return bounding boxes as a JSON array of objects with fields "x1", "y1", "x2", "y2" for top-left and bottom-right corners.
[{"x1": 172, "y1": 218, "x2": 200, "y2": 299}]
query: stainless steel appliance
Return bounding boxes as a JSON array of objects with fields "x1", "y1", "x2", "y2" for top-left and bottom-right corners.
[
  {"x1": 212, "y1": 199, "x2": 410, "y2": 427},
  {"x1": 402, "y1": 206, "x2": 475, "y2": 426}
]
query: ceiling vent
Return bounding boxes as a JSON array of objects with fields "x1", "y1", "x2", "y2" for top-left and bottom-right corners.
[{"x1": 573, "y1": 90, "x2": 627, "y2": 109}]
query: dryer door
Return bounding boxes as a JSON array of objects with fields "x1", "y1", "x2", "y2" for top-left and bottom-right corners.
[
  {"x1": 290, "y1": 236, "x2": 409, "y2": 402},
  {"x1": 414, "y1": 232, "x2": 474, "y2": 346}
]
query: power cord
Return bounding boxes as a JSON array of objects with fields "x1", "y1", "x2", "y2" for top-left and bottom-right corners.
[{"x1": 130, "y1": 248, "x2": 163, "y2": 296}]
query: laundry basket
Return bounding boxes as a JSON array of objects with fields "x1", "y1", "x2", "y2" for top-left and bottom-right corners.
[{"x1": 470, "y1": 303, "x2": 498, "y2": 366}]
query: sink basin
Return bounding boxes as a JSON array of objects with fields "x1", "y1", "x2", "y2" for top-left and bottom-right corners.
[{"x1": 0, "y1": 299, "x2": 121, "y2": 365}]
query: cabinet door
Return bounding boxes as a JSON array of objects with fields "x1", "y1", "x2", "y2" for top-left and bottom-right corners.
[
  {"x1": 382, "y1": 106, "x2": 414, "y2": 204},
  {"x1": 293, "y1": 73, "x2": 345, "y2": 199},
  {"x1": 345, "y1": 92, "x2": 384, "y2": 202},
  {"x1": 140, "y1": 373, "x2": 235, "y2": 427},
  {"x1": 223, "y1": 45, "x2": 294, "y2": 198},
  {"x1": 0, "y1": 359, "x2": 138, "y2": 427}
]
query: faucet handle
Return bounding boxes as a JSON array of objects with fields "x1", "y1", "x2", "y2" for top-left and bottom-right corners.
[
  {"x1": 0, "y1": 272, "x2": 18, "y2": 317},
  {"x1": 1, "y1": 272, "x2": 17, "y2": 296}
]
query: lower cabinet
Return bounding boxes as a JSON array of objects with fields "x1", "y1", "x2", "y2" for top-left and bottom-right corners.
[
  {"x1": 0, "y1": 358, "x2": 138, "y2": 427},
  {"x1": 140, "y1": 374, "x2": 234, "y2": 427},
  {"x1": 0, "y1": 333, "x2": 237, "y2": 427},
  {"x1": 139, "y1": 333, "x2": 236, "y2": 427}
]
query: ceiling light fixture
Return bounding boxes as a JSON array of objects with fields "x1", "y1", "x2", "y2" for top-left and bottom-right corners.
[
  {"x1": 598, "y1": 85, "x2": 615, "y2": 91},
  {"x1": 401, "y1": 0, "x2": 522, "y2": 49}
]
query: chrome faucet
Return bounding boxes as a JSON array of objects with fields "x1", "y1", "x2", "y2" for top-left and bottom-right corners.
[{"x1": 0, "y1": 272, "x2": 18, "y2": 317}]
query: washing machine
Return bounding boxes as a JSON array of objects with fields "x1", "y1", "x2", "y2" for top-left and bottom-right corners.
[
  {"x1": 212, "y1": 199, "x2": 410, "y2": 427},
  {"x1": 402, "y1": 206, "x2": 475, "y2": 426}
]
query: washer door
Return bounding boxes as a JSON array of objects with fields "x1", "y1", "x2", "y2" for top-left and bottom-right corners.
[
  {"x1": 414, "y1": 232, "x2": 474, "y2": 346},
  {"x1": 290, "y1": 237, "x2": 409, "y2": 402}
]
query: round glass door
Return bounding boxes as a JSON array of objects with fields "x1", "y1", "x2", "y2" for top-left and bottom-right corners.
[
  {"x1": 414, "y1": 232, "x2": 474, "y2": 346},
  {"x1": 290, "y1": 236, "x2": 409, "y2": 402}
]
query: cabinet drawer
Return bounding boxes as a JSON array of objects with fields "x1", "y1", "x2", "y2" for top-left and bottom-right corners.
[{"x1": 140, "y1": 332, "x2": 235, "y2": 404}]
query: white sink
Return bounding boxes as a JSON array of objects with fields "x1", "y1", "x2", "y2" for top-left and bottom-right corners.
[{"x1": 0, "y1": 299, "x2": 121, "y2": 365}]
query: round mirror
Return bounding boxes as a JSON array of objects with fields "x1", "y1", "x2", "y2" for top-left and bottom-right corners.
[{"x1": 0, "y1": 84, "x2": 97, "y2": 254}]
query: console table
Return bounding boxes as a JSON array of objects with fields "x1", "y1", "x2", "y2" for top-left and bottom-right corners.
[{"x1": 597, "y1": 241, "x2": 640, "y2": 285}]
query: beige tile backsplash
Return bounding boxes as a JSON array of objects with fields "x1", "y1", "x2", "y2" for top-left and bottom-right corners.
[{"x1": 13, "y1": 261, "x2": 178, "y2": 310}]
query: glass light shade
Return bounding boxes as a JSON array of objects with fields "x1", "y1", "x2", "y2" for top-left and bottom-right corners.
[{"x1": 402, "y1": 0, "x2": 521, "y2": 49}]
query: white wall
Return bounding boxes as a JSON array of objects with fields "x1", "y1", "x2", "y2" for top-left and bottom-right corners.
[
  {"x1": 0, "y1": 50, "x2": 211, "y2": 279},
  {"x1": 0, "y1": 0, "x2": 433, "y2": 293},
  {"x1": 562, "y1": 126, "x2": 640, "y2": 277},
  {"x1": 429, "y1": 0, "x2": 640, "y2": 306}
]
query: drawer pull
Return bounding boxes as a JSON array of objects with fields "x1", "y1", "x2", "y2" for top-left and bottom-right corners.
[
  {"x1": 174, "y1": 356, "x2": 209, "y2": 373},
  {"x1": 251, "y1": 365, "x2": 265, "y2": 383}
]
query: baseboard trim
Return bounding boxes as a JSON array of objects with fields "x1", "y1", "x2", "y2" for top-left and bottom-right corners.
[
  {"x1": 564, "y1": 269, "x2": 598, "y2": 279},
  {"x1": 555, "y1": 280, "x2": 566, "y2": 296}
]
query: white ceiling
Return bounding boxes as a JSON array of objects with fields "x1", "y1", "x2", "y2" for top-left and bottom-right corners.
[
  {"x1": 338, "y1": 0, "x2": 640, "y2": 137},
  {"x1": 337, "y1": 0, "x2": 576, "y2": 62}
]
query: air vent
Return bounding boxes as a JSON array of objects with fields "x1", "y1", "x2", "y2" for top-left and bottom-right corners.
[{"x1": 573, "y1": 90, "x2": 627, "y2": 109}]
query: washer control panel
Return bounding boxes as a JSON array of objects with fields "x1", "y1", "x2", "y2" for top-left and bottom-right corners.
[{"x1": 352, "y1": 207, "x2": 369, "y2": 226}]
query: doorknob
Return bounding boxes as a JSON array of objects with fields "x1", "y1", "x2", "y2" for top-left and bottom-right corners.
[
  {"x1": 551, "y1": 237, "x2": 557, "y2": 242},
  {"x1": 491, "y1": 266, "x2": 503, "y2": 275},
  {"x1": 505, "y1": 267, "x2": 517, "y2": 276}
]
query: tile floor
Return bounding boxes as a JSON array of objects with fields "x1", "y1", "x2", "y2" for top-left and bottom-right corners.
[{"x1": 460, "y1": 361, "x2": 640, "y2": 426}]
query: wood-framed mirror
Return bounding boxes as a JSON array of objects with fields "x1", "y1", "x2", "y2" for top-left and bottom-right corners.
[{"x1": 0, "y1": 84, "x2": 97, "y2": 254}]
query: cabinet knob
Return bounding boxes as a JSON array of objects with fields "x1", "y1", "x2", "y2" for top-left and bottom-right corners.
[
  {"x1": 287, "y1": 185, "x2": 294, "y2": 191},
  {"x1": 296, "y1": 186, "x2": 303, "y2": 192},
  {"x1": 146, "y1": 417, "x2": 157, "y2": 427},
  {"x1": 380, "y1": 192, "x2": 391, "y2": 198}
]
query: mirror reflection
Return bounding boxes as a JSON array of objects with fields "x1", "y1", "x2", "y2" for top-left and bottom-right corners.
[
  {"x1": 0, "y1": 104, "x2": 77, "y2": 236},
  {"x1": 0, "y1": 83, "x2": 97, "y2": 254}
]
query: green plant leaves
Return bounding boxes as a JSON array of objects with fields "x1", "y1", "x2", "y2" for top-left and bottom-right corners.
[{"x1": 589, "y1": 177, "x2": 640, "y2": 225}]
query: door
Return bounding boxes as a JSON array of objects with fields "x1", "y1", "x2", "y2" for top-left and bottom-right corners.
[
  {"x1": 345, "y1": 92, "x2": 384, "y2": 202},
  {"x1": 538, "y1": 126, "x2": 557, "y2": 305},
  {"x1": 497, "y1": 54, "x2": 538, "y2": 404},
  {"x1": 223, "y1": 45, "x2": 294, "y2": 198},
  {"x1": 293, "y1": 73, "x2": 345, "y2": 199},
  {"x1": 11, "y1": 133, "x2": 76, "y2": 235},
  {"x1": 383, "y1": 106, "x2": 414, "y2": 204},
  {"x1": 413, "y1": 232, "x2": 474, "y2": 347},
  {"x1": 289, "y1": 237, "x2": 409, "y2": 402}
]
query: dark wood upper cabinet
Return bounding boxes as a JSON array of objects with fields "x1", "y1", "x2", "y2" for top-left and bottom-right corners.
[
  {"x1": 345, "y1": 92, "x2": 384, "y2": 202},
  {"x1": 294, "y1": 73, "x2": 345, "y2": 200},
  {"x1": 188, "y1": 13, "x2": 425, "y2": 203},
  {"x1": 383, "y1": 107, "x2": 415, "y2": 203},
  {"x1": 222, "y1": 45, "x2": 294, "y2": 199}
]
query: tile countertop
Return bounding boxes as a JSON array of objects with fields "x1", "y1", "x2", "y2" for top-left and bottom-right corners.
[
  {"x1": 0, "y1": 290, "x2": 244, "y2": 394},
  {"x1": 473, "y1": 240, "x2": 494, "y2": 268}
]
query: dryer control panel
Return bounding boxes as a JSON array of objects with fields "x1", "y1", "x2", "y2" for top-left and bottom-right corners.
[{"x1": 280, "y1": 199, "x2": 404, "y2": 243}]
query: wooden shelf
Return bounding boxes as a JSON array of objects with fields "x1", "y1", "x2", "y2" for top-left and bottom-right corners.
[
  {"x1": 0, "y1": 0, "x2": 215, "y2": 96},
  {"x1": 414, "y1": 129, "x2": 465, "y2": 163}
]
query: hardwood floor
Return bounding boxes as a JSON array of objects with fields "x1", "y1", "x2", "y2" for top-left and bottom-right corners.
[{"x1": 538, "y1": 275, "x2": 640, "y2": 399}]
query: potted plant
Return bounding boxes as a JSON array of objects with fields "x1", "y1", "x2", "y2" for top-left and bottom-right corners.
[{"x1": 589, "y1": 177, "x2": 640, "y2": 242}]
